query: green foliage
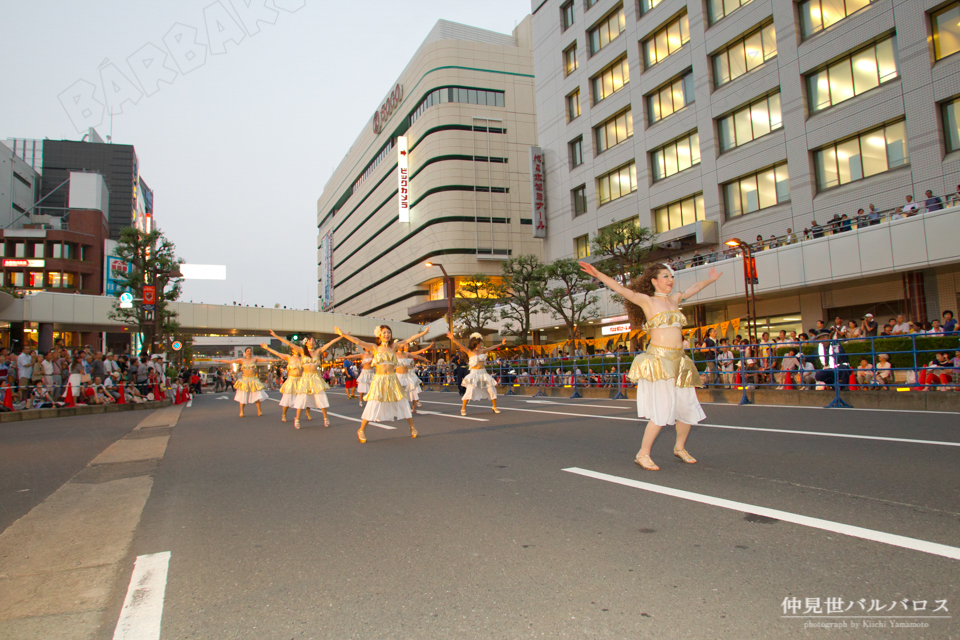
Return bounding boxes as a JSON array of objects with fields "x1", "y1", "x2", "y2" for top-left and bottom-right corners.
[
  {"x1": 590, "y1": 219, "x2": 657, "y2": 287},
  {"x1": 539, "y1": 258, "x2": 600, "y2": 354},
  {"x1": 453, "y1": 273, "x2": 504, "y2": 336},
  {"x1": 498, "y1": 255, "x2": 544, "y2": 345}
]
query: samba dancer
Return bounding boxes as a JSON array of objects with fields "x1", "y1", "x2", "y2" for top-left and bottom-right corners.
[
  {"x1": 396, "y1": 341, "x2": 433, "y2": 413},
  {"x1": 260, "y1": 344, "x2": 309, "y2": 426},
  {"x1": 447, "y1": 332, "x2": 505, "y2": 416},
  {"x1": 269, "y1": 332, "x2": 343, "y2": 427},
  {"x1": 213, "y1": 347, "x2": 279, "y2": 417},
  {"x1": 334, "y1": 324, "x2": 429, "y2": 443},
  {"x1": 579, "y1": 261, "x2": 721, "y2": 470},
  {"x1": 347, "y1": 349, "x2": 375, "y2": 408}
]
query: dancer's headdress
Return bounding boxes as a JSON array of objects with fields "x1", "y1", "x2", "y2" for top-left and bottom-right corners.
[
  {"x1": 662, "y1": 263, "x2": 676, "y2": 277},
  {"x1": 469, "y1": 332, "x2": 483, "y2": 340}
]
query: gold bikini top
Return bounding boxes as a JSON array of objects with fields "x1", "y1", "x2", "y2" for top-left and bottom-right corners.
[
  {"x1": 302, "y1": 356, "x2": 319, "y2": 366},
  {"x1": 644, "y1": 310, "x2": 686, "y2": 331},
  {"x1": 373, "y1": 351, "x2": 398, "y2": 366}
]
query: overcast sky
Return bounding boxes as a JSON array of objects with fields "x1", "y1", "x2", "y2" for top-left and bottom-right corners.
[{"x1": 1, "y1": 0, "x2": 530, "y2": 310}]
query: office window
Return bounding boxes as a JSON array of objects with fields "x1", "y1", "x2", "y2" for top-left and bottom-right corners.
[
  {"x1": 562, "y1": 1, "x2": 575, "y2": 30},
  {"x1": 33, "y1": 244, "x2": 44, "y2": 258},
  {"x1": 942, "y1": 97, "x2": 960, "y2": 152},
  {"x1": 409, "y1": 87, "x2": 505, "y2": 128},
  {"x1": 708, "y1": 0, "x2": 754, "y2": 25},
  {"x1": 801, "y1": 0, "x2": 876, "y2": 39},
  {"x1": 14, "y1": 243, "x2": 24, "y2": 258},
  {"x1": 815, "y1": 121, "x2": 908, "y2": 189},
  {"x1": 567, "y1": 89, "x2": 581, "y2": 120},
  {"x1": 597, "y1": 162, "x2": 637, "y2": 205},
  {"x1": 586, "y1": 0, "x2": 599, "y2": 8},
  {"x1": 10, "y1": 272, "x2": 23, "y2": 287},
  {"x1": 713, "y1": 23, "x2": 777, "y2": 87},
  {"x1": 573, "y1": 185, "x2": 588, "y2": 216},
  {"x1": 807, "y1": 36, "x2": 898, "y2": 113},
  {"x1": 933, "y1": 3, "x2": 960, "y2": 60},
  {"x1": 570, "y1": 137, "x2": 584, "y2": 168},
  {"x1": 643, "y1": 13, "x2": 690, "y2": 68},
  {"x1": 589, "y1": 6, "x2": 626, "y2": 55},
  {"x1": 63, "y1": 273, "x2": 75, "y2": 288},
  {"x1": 595, "y1": 109, "x2": 634, "y2": 153},
  {"x1": 0, "y1": 244, "x2": 4, "y2": 257},
  {"x1": 725, "y1": 163, "x2": 790, "y2": 217},
  {"x1": 48, "y1": 272, "x2": 62, "y2": 288},
  {"x1": 654, "y1": 193, "x2": 705, "y2": 232},
  {"x1": 647, "y1": 72, "x2": 694, "y2": 124},
  {"x1": 592, "y1": 57, "x2": 630, "y2": 103},
  {"x1": 652, "y1": 131, "x2": 700, "y2": 181},
  {"x1": 718, "y1": 93, "x2": 782, "y2": 151},
  {"x1": 564, "y1": 43, "x2": 579, "y2": 75},
  {"x1": 639, "y1": 0, "x2": 662, "y2": 14},
  {"x1": 575, "y1": 235, "x2": 591, "y2": 258}
]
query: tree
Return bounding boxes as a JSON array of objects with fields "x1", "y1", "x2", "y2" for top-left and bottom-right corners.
[
  {"x1": 108, "y1": 227, "x2": 184, "y2": 354},
  {"x1": 452, "y1": 273, "x2": 503, "y2": 336},
  {"x1": 590, "y1": 218, "x2": 657, "y2": 288},
  {"x1": 539, "y1": 258, "x2": 600, "y2": 355},
  {"x1": 497, "y1": 255, "x2": 544, "y2": 345}
]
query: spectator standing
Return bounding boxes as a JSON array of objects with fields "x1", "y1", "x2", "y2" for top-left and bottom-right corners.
[
  {"x1": 828, "y1": 213, "x2": 842, "y2": 233},
  {"x1": 811, "y1": 220, "x2": 824, "y2": 238},
  {"x1": 91, "y1": 353, "x2": 106, "y2": 383},
  {"x1": 846, "y1": 320, "x2": 862, "y2": 339},
  {"x1": 16, "y1": 346, "x2": 33, "y2": 402},
  {"x1": 942, "y1": 310, "x2": 957, "y2": 334},
  {"x1": 891, "y1": 315, "x2": 912, "y2": 335},
  {"x1": 861, "y1": 313, "x2": 878, "y2": 337},
  {"x1": 839, "y1": 214, "x2": 852, "y2": 232},
  {"x1": 866, "y1": 204, "x2": 880, "y2": 225},
  {"x1": 41, "y1": 352, "x2": 55, "y2": 389},
  {"x1": 702, "y1": 328, "x2": 718, "y2": 386},
  {"x1": 902, "y1": 195, "x2": 919, "y2": 215},
  {"x1": 786, "y1": 228, "x2": 798, "y2": 244},
  {"x1": 718, "y1": 341, "x2": 735, "y2": 388},
  {"x1": 950, "y1": 185, "x2": 960, "y2": 206},
  {"x1": 924, "y1": 189, "x2": 943, "y2": 212}
]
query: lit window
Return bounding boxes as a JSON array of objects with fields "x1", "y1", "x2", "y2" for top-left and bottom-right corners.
[
  {"x1": 801, "y1": 0, "x2": 877, "y2": 39},
  {"x1": 592, "y1": 57, "x2": 630, "y2": 103},
  {"x1": 713, "y1": 23, "x2": 777, "y2": 87},
  {"x1": 428, "y1": 280, "x2": 445, "y2": 301},
  {"x1": 643, "y1": 14, "x2": 689, "y2": 68},
  {"x1": 597, "y1": 162, "x2": 637, "y2": 205},
  {"x1": 595, "y1": 109, "x2": 633, "y2": 154},
  {"x1": 654, "y1": 193, "x2": 705, "y2": 232},
  {"x1": 11, "y1": 272, "x2": 23, "y2": 287},
  {"x1": 564, "y1": 43, "x2": 578, "y2": 75},
  {"x1": 647, "y1": 72, "x2": 694, "y2": 124},
  {"x1": 567, "y1": 89, "x2": 581, "y2": 121},
  {"x1": 718, "y1": 93, "x2": 782, "y2": 151},
  {"x1": 651, "y1": 131, "x2": 700, "y2": 181},
  {"x1": 29, "y1": 272, "x2": 43, "y2": 288},
  {"x1": 814, "y1": 121, "x2": 908, "y2": 189},
  {"x1": 725, "y1": 163, "x2": 790, "y2": 217},
  {"x1": 933, "y1": 3, "x2": 960, "y2": 60},
  {"x1": 807, "y1": 36, "x2": 898, "y2": 113},
  {"x1": 639, "y1": 0, "x2": 662, "y2": 15},
  {"x1": 708, "y1": 0, "x2": 754, "y2": 25},
  {"x1": 575, "y1": 235, "x2": 590, "y2": 258},
  {"x1": 573, "y1": 185, "x2": 588, "y2": 216},
  {"x1": 570, "y1": 137, "x2": 584, "y2": 168},
  {"x1": 589, "y1": 6, "x2": 626, "y2": 55}
]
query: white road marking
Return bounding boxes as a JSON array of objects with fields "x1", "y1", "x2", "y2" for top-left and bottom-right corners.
[
  {"x1": 186, "y1": 399, "x2": 192, "y2": 407},
  {"x1": 699, "y1": 402, "x2": 960, "y2": 415},
  {"x1": 419, "y1": 401, "x2": 959, "y2": 447},
  {"x1": 564, "y1": 468, "x2": 960, "y2": 561},
  {"x1": 215, "y1": 397, "x2": 229, "y2": 401},
  {"x1": 113, "y1": 551, "x2": 171, "y2": 640},
  {"x1": 417, "y1": 410, "x2": 489, "y2": 422},
  {"x1": 326, "y1": 412, "x2": 396, "y2": 430},
  {"x1": 526, "y1": 400, "x2": 632, "y2": 410}
]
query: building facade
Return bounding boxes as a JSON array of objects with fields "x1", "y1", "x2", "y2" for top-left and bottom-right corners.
[
  {"x1": 316, "y1": 18, "x2": 543, "y2": 323},
  {"x1": 530, "y1": 0, "x2": 960, "y2": 339},
  {"x1": 0, "y1": 148, "x2": 40, "y2": 230}
]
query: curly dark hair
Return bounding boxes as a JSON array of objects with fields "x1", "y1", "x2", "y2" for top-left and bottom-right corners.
[
  {"x1": 625, "y1": 263, "x2": 670, "y2": 328},
  {"x1": 468, "y1": 337, "x2": 483, "y2": 350}
]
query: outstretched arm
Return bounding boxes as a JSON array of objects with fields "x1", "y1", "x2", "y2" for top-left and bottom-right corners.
[
  {"x1": 478, "y1": 339, "x2": 507, "y2": 354},
  {"x1": 210, "y1": 358, "x2": 243, "y2": 365},
  {"x1": 411, "y1": 341, "x2": 435, "y2": 356},
  {"x1": 409, "y1": 353, "x2": 431, "y2": 363},
  {"x1": 312, "y1": 335, "x2": 344, "y2": 356},
  {"x1": 397, "y1": 327, "x2": 431, "y2": 349},
  {"x1": 334, "y1": 327, "x2": 377, "y2": 351},
  {"x1": 253, "y1": 356, "x2": 281, "y2": 363},
  {"x1": 676, "y1": 267, "x2": 721, "y2": 302},
  {"x1": 579, "y1": 261, "x2": 649, "y2": 307},
  {"x1": 259, "y1": 344, "x2": 290, "y2": 361},
  {"x1": 446, "y1": 332, "x2": 468, "y2": 353},
  {"x1": 269, "y1": 330, "x2": 305, "y2": 355}
]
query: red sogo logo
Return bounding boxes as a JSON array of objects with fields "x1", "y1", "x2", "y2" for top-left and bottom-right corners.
[{"x1": 372, "y1": 84, "x2": 403, "y2": 134}]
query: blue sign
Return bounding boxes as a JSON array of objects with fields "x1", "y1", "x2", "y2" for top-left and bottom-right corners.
[{"x1": 106, "y1": 256, "x2": 132, "y2": 296}]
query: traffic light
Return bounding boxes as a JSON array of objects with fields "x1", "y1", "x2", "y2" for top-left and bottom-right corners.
[{"x1": 289, "y1": 334, "x2": 300, "y2": 342}]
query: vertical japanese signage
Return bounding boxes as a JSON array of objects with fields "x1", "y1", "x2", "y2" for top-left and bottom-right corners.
[
  {"x1": 319, "y1": 230, "x2": 335, "y2": 311},
  {"x1": 398, "y1": 136, "x2": 410, "y2": 223},
  {"x1": 143, "y1": 285, "x2": 156, "y2": 311},
  {"x1": 529, "y1": 147, "x2": 546, "y2": 238}
]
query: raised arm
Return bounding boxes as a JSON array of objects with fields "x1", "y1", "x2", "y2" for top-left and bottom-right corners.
[
  {"x1": 312, "y1": 335, "x2": 344, "y2": 356},
  {"x1": 411, "y1": 341, "x2": 435, "y2": 356},
  {"x1": 397, "y1": 327, "x2": 431, "y2": 349},
  {"x1": 334, "y1": 326, "x2": 376, "y2": 351},
  {"x1": 579, "y1": 261, "x2": 649, "y2": 307},
  {"x1": 253, "y1": 356, "x2": 281, "y2": 363},
  {"x1": 259, "y1": 344, "x2": 290, "y2": 361},
  {"x1": 269, "y1": 330, "x2": 305, "y2": 355},
  {"x1": 209, "y1": 357, "x2": 243, "y2": 365},
  {"x1": 446, "y1": 332, "x2": 468, "y2": 353},
  {"x1": 676, "y1": 267, "x2": 721, "y2": 303},
  {"x1": 409, "y1": 353, "x2": 431, "y2": 364},
  {"x1": 478, "y1": 338, "x2": 507, "y2": 354}
]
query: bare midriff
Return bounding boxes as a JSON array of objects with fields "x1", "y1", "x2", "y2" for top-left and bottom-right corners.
[
  {"x1": 376, "y1": 364, "x2": 396, "y2": 375},
  {"x1": 395, "y1": 366, "x2": 408, "y2": 374},
  {"x1": 302, "y1": 365, "x2": 319, "y2": 374},
  {"x1": 647, "y1": 326, "x2": 684, "y2": 350}
]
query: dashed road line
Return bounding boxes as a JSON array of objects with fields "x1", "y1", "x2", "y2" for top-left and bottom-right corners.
[{"x1": 113, "y1": 551, "x2": 171, "y2": 640}]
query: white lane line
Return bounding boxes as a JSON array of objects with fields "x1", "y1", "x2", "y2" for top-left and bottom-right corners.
[
  {"x1": 420, "y1": 400, "x2": 959, "y2": 447},
  {"x1": 326, "y1": 412, "x2": 396, "y2": 430},
  {"x1": 564, "y1": 468, "x2": 960, "y2": 561},
  {"x1": 526, "y1": 400, "x2": 632, "y2": 410},
  {"x1": 417, "y1": 410, "x2": 489, "y2": 422},
  {"x1": 699, "y1": 402, "x2": 960, "y2": 415},
  {"x1": 113, "y1": 551, "x2": 171, "y2": 640}
]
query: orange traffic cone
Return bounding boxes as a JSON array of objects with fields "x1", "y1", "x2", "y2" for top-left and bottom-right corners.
[
  {"x1": 848, "y1": 372, "x2": 858, "y2": 391},
  {"x1": 64, "y1": 382, "x2": 76, "y2": 407},
  {"x1": 3, "y1": 384, "x2": 13, "y2": 410},
  {"x1": 117, "y1": 386, "x2": 126, "y2": 404}
]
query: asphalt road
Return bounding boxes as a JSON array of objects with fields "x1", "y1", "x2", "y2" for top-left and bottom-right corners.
[{"x1": 102, "y1": 390, "x2": 960, "y2": 638}]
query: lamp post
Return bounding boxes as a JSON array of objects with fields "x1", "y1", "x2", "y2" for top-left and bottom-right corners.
[
  {"x1": 725, "y1": 238, "x2": 758, "y2": 344},
  {"x1": 425, "y1": 261, "x2": 454, "y2": 352}
]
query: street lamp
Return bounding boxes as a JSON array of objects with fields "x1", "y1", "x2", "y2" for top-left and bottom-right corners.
[
  {"x1": 425, "y1": 261, "x2": 454, "y2": 354},
  {"x1": 725, "y1": 238, "x2": 758, "y2": 344}
]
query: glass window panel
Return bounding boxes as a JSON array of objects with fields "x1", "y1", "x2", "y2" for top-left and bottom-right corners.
[
  {"x1": 650, "y1": 94, "x2": 663, "y2": 122},
  {"x1": 934, "y1": 5, "x2": 960, "y2": 60},
  {"x1": 643, "y1": 41, "x2": 655, "y2": 67},
  {"x1": 690, "y1": 132, "x2": 700, "y2": 165},
  {"x1": 734, "y1": 108, "x2": 753, "y2": 146},
  {"x1": 846, "y1": 0, "x2": 870, "y2": 12},
  {"x1": 944, "y1": 100, "x2": 960, "y2": 152},
  {"x1": 800, "y1": 0, "x2": 821, "y2": 37},
  {"x1": 680, "y1": 197, "x2": 696, "y2": 225},
  {"x1": 751, "y1": 100, "x2": 771, "y2": 138},
  {"x1": 719, "y1": 116, "x2": 735, "y2": 150},
  {"x1": 603, "y1": 71, "x2": 614, "y2": 98},
  {"x1": 599, "y1": 177, "x2": 610, "y2": 203},
  {"x1": 810, "y1": 72, "x2": 830, "y2": 111},
  {"x1": 851, "y1": 48, "x2": 879, "y2": 94},
  {"x1": 679, "y1": 14, "x2": 689, "y2": 44},
  {"x1": 775, "y1": 164, "x2": 790, "y2": 202},
  {"x1": 695, "y1": 194, "x2": 705, "y2": 219},
  {"x1": 884, "y1": 121, "x2": 908, "y2": 167},
  {"x1": 672, "y1": 82, "x2": 685, "y2": 112},
  {"x1": 654, "y1": 30, "x2": 668, "y2": 64},
  {"x1": 676, "y1": 138, "x2": 691, "y2": 172},
  {"x1": 468, "y1": 89, "x2": 478, "y2": 104},
  {"x1": 724, "y1": 0, "x2": 740, "y2": 17},
  {"x1": 33, "y1": 244, "x2": 44, "y2": 258},
  {"x1": 52, "y1": 244, "x2": 62, "y2": 259},
  {"x1": 828, "y1": 60, "x2": 855, "y2": 104},
  {"x1": 757, "y1": 168, "x2": 778, "y2": 209},
  {"x1": 612, "y1": 63, "x2": 624, "y2": 91},
  {"x1": 615, "y1": 114, "x2": 627, "y2": 143},
  {"x1": 14, "y1": 243, "x2": 24, "y2": 258},
  {"x1": 653, "y1": 150, "x2": 666, "y2": 180},
  {"x1": 836, "y1": 137, "x2": 862, "y2": 184},
  {"x1": 859, "y1": 130, "x2": 887, "y2": 177},
  {"x1": 816, "y1": 148, "x2": 838, "y2": 188},
  {"x1": 665, "y1": 145, "x2": 680, "y2": 176},
  {"x1": 741, "y1": 176, "x2": 759, "y2": 213},
  {"x1": 669, "y1": 202, "x2": 683, "y2": 229},
  {"x1": 630, "y1": 163, "x2": 636, "y2": 189},
  {"x1": 496, "y1": 93, "x2": 504, "y2": 107},
  {"x1": 656, "y1": 207, "x2": 669, "y2": 232},
  {"x1": 768, "y1": 93, "x2": 782, "y2": 128},
  {"x1": 729, "y1": 41, "x2": 747, "y2": 80},
  {"x1": 619, "y1": 9, "x2": 626, "y2": 30},
  {"x1": 726, "y1": 183, "x2": 742, "y2": 217},
  {"x1": 744, "y1": 31, "x2": 764, "y2": 71},
  {"x1": 762, "y1": 23, "x2": 777, "y2": 60},
  {"x1": 11, "y1": 272, "x2": 23, "y2": 287},
  {"x1": 820, "y1": 0, "x2": 845, "y2": 28},
  {"x1": 709, "y1": 0, "x2": 725, "y2": 24},
  {"x1": 715, "y1": 53, "x2": 731, "y2": 86},
  {"x1": 683, "y1": 73, "x2": 694, "y2": 102},
  {"x1": 625, "y1": 111, "x2": 634, "y2": 138},
  {"x1": 876, "y1": 37, "x2": 897, "y2": 82}
]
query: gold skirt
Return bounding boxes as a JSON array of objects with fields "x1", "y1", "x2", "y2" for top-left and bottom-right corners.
[
  {"x1": 628, "y1": 344, "x2": 702, "y2": 389},
  {"x1": 364, "y1": 372, "x2": 407, "y2": 403},
  {"x1": 279, "y1": 375, "x2": 301, "y2": 395},
  {"x1": 234, "y1": 375, "x2": 266, "y2": 393},
  {"x1": 298, "y1": 372, "x2": 329, "y2": 395}
]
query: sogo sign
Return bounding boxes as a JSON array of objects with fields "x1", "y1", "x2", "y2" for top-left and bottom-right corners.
[{"x1": 372, "y1": 84, "x2": 404, "y2": 134}]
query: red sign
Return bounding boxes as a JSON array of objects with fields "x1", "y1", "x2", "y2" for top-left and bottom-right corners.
[
  {"x1": 2, "y1": 259, "x2": 45, "y2": 268},
  {"x1": 372, "y1": 84, "x2": 404, "y2": 134},
  {"x1": 529, "y1": 147, "x2": 546, "y2": 238},
  {"x1": 143, "y1": 285, "x2": 156, "y2": 306}
]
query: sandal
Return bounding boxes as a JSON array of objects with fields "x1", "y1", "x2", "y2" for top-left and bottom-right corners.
[
  {"x1": 492, "y1": 407, "x2": 500, "y2": 414},
  {"x1": 410, "y1": 425, "x2": 418, "y2": 439},
  {"x1": 674, "y1": 448, "x2": 697, "y2": 464},
  {"x1": 357, "y1": 429, "x2": 366, "y2": 444},
  {"x1": 294, "y1": 419, "x2": 300, "y2": 430},
  {"x1": 461, "y1": 408, "x2": 467, "y2": 416},
  {"x1": 635, "y1": 454, "x2": 659, "y2": 471},
  {"x1": 323, "y1": 417, "x2": 330, "y2": 427}
]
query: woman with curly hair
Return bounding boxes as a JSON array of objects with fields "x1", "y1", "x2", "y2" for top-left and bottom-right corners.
[
  {"x1": 335, "y1": 324, "x2": 429, "y2": 443},
  {"x1": 447, "y1": 332, "x2": 506, "y2": 416},
  {"x1": 579, "y1": 261, "x2": 721, "y2": 470}
]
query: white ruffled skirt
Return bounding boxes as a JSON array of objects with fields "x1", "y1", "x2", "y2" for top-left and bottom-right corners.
[
  {"x1": 462, "y1": 368, "x2": 497, "y2": 401},
  {"x1": 361, "y1": 399, "x2": 412, "y2": 422},
  {"x1": 357, "y1": 369, "x2": 375, "y2": 393},
  {"x1": 234, "y1": 389, "x2": 268, "y2": 404},
  {"x1": 293, "y1": 392, "x2": 330, "y2": 409},
  {"x1": 397, "y1": 371, "x2": 421, "y2": 402},
  {"x1": 630, "y1": 345, "x2": 705, "y2": 426}
]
